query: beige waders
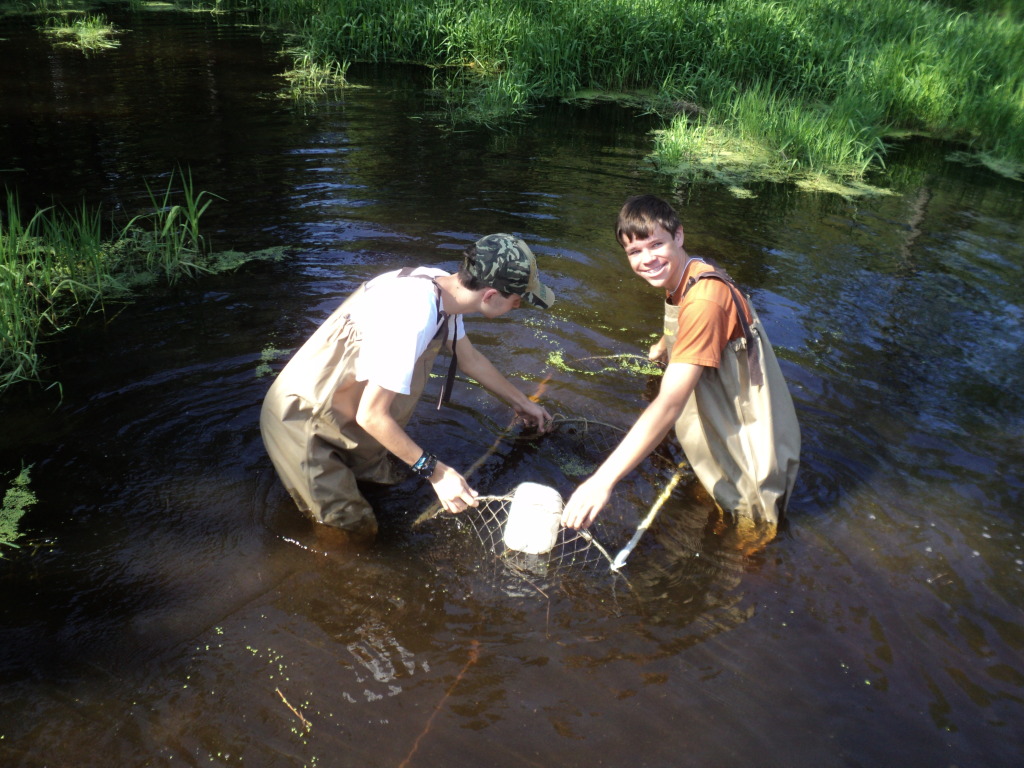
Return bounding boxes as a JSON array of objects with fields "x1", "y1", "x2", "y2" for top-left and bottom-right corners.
[
  {"x1": 665, "y1": 272, "x2": 801, "y2": 526},
  {"x1": 260, "y1": 279, "x2": 447, "y2": 534}
]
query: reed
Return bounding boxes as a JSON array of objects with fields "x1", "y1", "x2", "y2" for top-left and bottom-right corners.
[
  {"x1": 133, "y1": 167, "x2": 222, "y2": 283},
  {"x1": 0, "y1": 169, "x2": 220, "y2": 392},
  {"x1": 278, "y1": 45, "x2": 351, "y2": 100},
  {"x1": 41, "y1": 12, "x2": 120, "y2": 52},
  {"x1": 0, "y1": 198, "x2": 99, "y2": 389},
  {"x1": 251, "y1": 0, "x2": 1024, "y2": 189}
]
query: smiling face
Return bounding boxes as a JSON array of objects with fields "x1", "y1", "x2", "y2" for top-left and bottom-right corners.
[{"x1": 621, "y1": 222, "x2": 686, "y2": 291}]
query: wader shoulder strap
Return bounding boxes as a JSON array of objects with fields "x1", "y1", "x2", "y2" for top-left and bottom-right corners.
[
  {"x1": 683, "y1": 269, "x2": 764, "y2": 386},
  {"x1": 397, "y1": 267, "x2": 459, "y2": 408}
]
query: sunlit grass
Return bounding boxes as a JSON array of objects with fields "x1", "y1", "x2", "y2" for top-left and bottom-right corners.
[
  {"x1": 0, "y1": 464, "x2": 36, "y2": 556},
  {"x1": 278, "y1": 45, "x2": 352, "y2": 101},
  {"x1": 251, "y1": 0, "x2": 1024, "y2": 193},
  {"x1": 653, "y1": 83, "x2": 892, "y2": 196},
  {"x1": 41, "y1": 12, "x2": 120, "y2": 51},
  {"x1": 1, "y1": 0, "x2": 84, "y2": 15},
  {"x1": 0, "y1": 169, "x2": 229, "y2": 392}
]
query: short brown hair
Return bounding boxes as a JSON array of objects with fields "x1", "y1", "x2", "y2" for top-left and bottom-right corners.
[{"x1": 615, "y1": 194, "x2": 682, "y2": 245}]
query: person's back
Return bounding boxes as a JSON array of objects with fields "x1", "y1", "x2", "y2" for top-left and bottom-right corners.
[{"x1": 261, "y1": 234, "x2": 556, "y2": 542}]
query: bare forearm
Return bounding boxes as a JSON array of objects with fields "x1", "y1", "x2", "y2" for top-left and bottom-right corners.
[
  {"x1": 594, "y1": 399, "x2": 679, "y2": 484},
  {"x1": 562, "y1": 362, "x2": 702, "y2": 529},
  {"x1": 457, "y1": 344, "x2": 529, "y2": 409},
  {"x1": 355, "y1": 383, "x2": 479, "y2": 512},
  {"x1": 357, "y1": 409, "x2": 423, "y2": 466}
]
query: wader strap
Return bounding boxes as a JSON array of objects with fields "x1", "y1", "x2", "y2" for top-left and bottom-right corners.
[
  {"x1": 434, "y1": 311, "x2": 459, "y2": 409},
  {"x1": 684, "y1": 270, "x2": 764, "y2": 386},
  {"x1": 397, "y1": 267, "x2": 459, "y2": 408}
]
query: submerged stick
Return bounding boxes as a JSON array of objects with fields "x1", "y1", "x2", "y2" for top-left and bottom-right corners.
[
  {"x1": 275, "y1": 687, "x2": 311, "y2": 731},
  {"x1": 399, "y1": 639, "x2": 480, "y2": 768},
  {"x1": 611, "y1": 462, "x2": 689, "y2": 571}
]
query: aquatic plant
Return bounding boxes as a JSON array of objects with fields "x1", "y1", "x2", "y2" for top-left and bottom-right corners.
[
  {"x1": 0, "y1": 464, "x2": 36, "y2": 555},
  {"x1": 653, "y1": 83, "x2": 891, "y2": 194},
  {"x1": 250, "y1": 0, "x2": 1024, "y2": 192},
  {"x1": 256, "y1": 345, "x2": 290, "y2": 378},
  {"x1": 278, "y1": 45, "x2": 353, "y2": 100},
  {"x1": 0, "y1": 195, "x2": 106, "y2": 389},
  {"x1": 546, "y1": 350, "x2": 664, "y2": 378},
  {"x1": 41, "y1": 11, "x2": 120, "y2": 52},
  {"x1": 134, "y1": 167, "x2": 223, "y2": 284},
  {"x1": 0, "y1": 168, "x2": 269, "y2": 394}
]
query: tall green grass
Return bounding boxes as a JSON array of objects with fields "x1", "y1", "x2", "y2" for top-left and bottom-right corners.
[
  {"x1": 41, "y1": 11, "x2": 121, "y2": 52},
  {"x1": 252, "y1": 0, "x2": 1024, "y2": 191},
  {"x1": 0, "y1": 169, "x2": 220, "y2": 393},
  {"x1": 277, "y1": 46, "x2": 352, "y2": 101}
]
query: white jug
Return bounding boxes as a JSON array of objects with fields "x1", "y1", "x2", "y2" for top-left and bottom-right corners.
[{"x1": 503, "y1": 482, "x2": 563, "y2": 554}]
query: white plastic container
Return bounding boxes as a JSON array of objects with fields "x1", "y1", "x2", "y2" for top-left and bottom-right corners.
[{"x1": 502, "y1": 482, "x2": 564, "y2": 554}]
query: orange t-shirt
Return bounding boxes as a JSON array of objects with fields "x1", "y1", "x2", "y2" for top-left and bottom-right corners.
[{"x1": 668, "y1": 259, "x2": 752, "y2": 368}]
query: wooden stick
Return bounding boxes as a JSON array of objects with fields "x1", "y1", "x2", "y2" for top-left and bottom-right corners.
[
  {"x1": 275, "y1": 687, "x2": 311, "y2": 731},
  {"x1": 399, "y1": 639, "x2": 480, "y2": 768},
  {"x1": 611, "y1": 462, "x2": 689, "y2": 571},
  {"x1": 412, "y1": 374, "x2": 552, "y2": 527}
]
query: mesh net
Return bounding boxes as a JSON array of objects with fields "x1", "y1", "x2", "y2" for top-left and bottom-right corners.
[{"x1": 424, "y1": 414, "x2": 689, "y2": 592}]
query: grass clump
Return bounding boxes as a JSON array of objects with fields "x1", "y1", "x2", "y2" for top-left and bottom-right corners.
[
  {"x1": 251, "y1": 0, "x2": 1024, "y2": 193},
  {"x1": 41, "y1": 11, "x2": 121, "y2": 52},
  {"x1": 653, "y1": 84, "x2": 893, "y2": 196},
  {"x1": 278, "y1": 45, "x2": 353, "y2": 101},
  {"x1": 0, "y1": 168, "x2": 267, "y2": 394}
]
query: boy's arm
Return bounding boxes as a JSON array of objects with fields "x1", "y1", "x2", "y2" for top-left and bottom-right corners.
[
  {"x1": 356, "y1": 383, "x2": 479, "y2": 513},
  {"x1": 561, "y1": 362, "x2": 703, "y2": 529},
  {"x1": 454, "y1": 335, "x2": 553, "y2": 432},
  {"x1": 648, "y1": 334, "x2": 669, "y2": 363}
]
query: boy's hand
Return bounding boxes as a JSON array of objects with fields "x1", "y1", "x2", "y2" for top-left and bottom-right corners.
[
  {"x1": 516, "y1": 401, "x2": 553, "y2": 433},
  {"x1": 561, "y1": 476, "x2": 613, "y2": 530},
  {"x1": 648, "y1": 335, "x2": 668, "y2": 363},
  {"x1": 430, "y1": 462, "x2": 479, "y2": 514}
]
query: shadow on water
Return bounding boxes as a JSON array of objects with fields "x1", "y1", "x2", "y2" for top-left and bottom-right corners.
[{"x1": 1, "y1": 7, "x2": 1024, "y2": 768}]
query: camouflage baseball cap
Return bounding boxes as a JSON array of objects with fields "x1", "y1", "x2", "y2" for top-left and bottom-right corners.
[{"x1": 467, "y1": 233, "x2": 555, "y2": 309}]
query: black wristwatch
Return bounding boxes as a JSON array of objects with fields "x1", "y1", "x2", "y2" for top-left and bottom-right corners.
[{"x1": 410, "y1": 452, "x2": 438, "y2": 480}]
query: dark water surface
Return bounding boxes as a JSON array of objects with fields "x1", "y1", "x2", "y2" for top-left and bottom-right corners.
[{"x1": 2, "y1": 9, "x2": 1023, "y2": 768}]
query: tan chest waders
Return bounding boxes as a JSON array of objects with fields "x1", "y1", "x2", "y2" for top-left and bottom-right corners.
[
  {"x1": 665, "y1": 269, "x2": 801, "y2": 526},
  {"x1": 260, "y1": 272, "x2": 456, "y2": 534}
]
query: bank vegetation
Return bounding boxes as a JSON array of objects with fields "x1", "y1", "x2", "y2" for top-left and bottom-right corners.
[
  {"x1": 253, "y1": 0, "x2": 1024, "y2": 195},
  {"x1": 0, "y1": 170, "x2": 280, "y2": 394}
]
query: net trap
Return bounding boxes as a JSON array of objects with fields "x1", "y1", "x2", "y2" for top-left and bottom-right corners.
[{"x1": 417, "y1": 415, "x2": 691, "y2": 592}]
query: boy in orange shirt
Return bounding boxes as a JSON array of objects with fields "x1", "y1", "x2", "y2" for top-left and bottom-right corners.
[{"x1": 562, "y1": 195, "x2": 800, "y2": 530}]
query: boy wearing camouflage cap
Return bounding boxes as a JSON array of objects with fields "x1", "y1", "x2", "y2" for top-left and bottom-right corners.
[{"x1": 260, "y1": 234, "x2": 555, "y2": 541}]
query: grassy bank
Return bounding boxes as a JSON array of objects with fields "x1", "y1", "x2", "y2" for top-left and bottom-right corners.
[
  {"x1": 0, "y1": 169, "x2": 278, "y2": 394},
  {"x1": 253, "y1": 0, "x2": 1024, "y2": 193}
]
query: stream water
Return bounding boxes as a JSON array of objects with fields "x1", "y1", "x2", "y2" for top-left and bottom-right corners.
[{"x1": 1, "y1": 8, "x2": 1022, "y2": 767}]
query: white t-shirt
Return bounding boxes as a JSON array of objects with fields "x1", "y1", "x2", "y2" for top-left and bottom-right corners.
[{"x1": 351, "y1": 267, "x2": 465, "y2": 395}]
